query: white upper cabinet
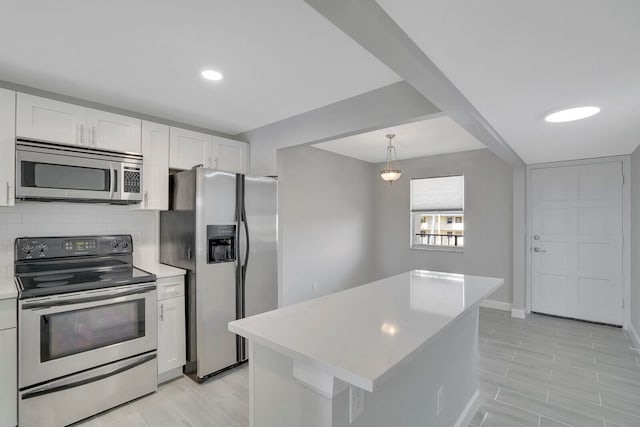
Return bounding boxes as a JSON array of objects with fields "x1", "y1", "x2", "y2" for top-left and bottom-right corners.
[
  {"x1": 0, "y1": 88, "x2": 16, "y2": 207},
  {"x1": 210, "y1": 135, "x2": 248, "y2": 174},
  {"x1": 17, "y1": 93, "x2": 86, "y2": 146},
  {"x1": 169, "y1": 127, "x2": 212, "y2": 170},
  {"x1": 17, "y1": 93, "x2": 142, "y2": 153},
  {"x1": 138, "y1": 121, "x2": 169, "y2": 211},
  {"x1": 86, "y1": 109, "x2": 141, "y2": 153}
]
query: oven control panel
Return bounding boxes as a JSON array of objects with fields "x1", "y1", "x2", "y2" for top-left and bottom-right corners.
[{"x1": 15, "y1": 235, "x2": 133, "y2": 260}]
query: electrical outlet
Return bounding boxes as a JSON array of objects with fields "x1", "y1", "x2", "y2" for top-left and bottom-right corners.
[
  {"x1": 436, "y1": 386, "x2": 445, "y2": 416},
  {"x1": 349, "y1": 386, "x2": 364, "y2": 423}
]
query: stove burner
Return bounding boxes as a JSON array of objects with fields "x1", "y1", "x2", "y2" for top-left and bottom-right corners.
[
  {"x1": 34, "y1": 274, "x2": 74, "y2": 282},
  {"x1": 35, "y1": 281, "x2": 70, "y2": 287}
]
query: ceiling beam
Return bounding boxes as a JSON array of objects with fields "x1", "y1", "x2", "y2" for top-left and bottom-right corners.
[
  {"x1": 238, "y1": 81, "x2": 441, "y2": 175},
  {"x1": 304, "y1": 0, "x2": 525, "y2": 168}
]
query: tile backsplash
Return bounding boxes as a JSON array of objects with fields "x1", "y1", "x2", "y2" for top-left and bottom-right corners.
[{"x1": 0, "y1": 202, "x2": 158, "y2": 277}]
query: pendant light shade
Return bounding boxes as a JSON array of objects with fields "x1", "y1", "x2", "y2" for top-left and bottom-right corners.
[{"x1": 380, "y1": 134, "x2": 402, "y2": 184}]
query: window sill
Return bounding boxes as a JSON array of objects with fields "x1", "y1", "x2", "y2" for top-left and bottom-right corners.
[{"x1": 410, "y1": 245, "x2": 464, "y2": 253}]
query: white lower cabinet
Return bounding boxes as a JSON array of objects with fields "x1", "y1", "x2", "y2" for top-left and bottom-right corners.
[
  {"x1": 157, "y1": 276, "x2": 186, "y2": 383},
  {"x1": 0, "y1": 296, "x2": 17, "y2": 427}
]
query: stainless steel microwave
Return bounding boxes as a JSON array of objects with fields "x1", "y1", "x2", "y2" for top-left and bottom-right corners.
[{"x1": 15, "y1": 139, "x2": 143, "y2": 204}]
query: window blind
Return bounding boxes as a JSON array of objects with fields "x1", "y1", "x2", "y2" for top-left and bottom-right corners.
[{"x1": 411, "y1": 176, "x2": 464, "y2": 212}]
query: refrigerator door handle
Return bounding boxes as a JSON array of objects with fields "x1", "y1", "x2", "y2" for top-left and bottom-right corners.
[{"x1": 241, "y1": 212, "x2": 250, "y2": 277}]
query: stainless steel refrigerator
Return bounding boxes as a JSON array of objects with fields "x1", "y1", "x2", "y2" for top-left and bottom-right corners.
[{"x1": 159, "y1": 167, "x2": 277, "y2": 382}]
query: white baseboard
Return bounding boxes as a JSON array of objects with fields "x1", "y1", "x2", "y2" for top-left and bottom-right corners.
[
  {"x1": 454, "y1": 390, "x2": 480, "y2": 427},
  {"x1": 511, "y1": 308, "x2": 526, "y2": 319},
  {"x1": 629, "y1": 321, "x2": 640, "y2": 349},
  {"x1": 480, "y1": 299, "x2": 512, "y2": 312}
]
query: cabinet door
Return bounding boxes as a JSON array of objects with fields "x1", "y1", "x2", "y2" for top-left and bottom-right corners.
[
  {"x1": 169, "y1": 127, "x2": 212, "y2": 170},
  {"x1": 158, "y1": 296, "x2": 186, "y2": 374},
  {"x1": 0, "y1": 89, "x2": 15, "y2": 207},
  {"x1": 0, "y1": 328, "x2": 17, "y2": 427},
  {"x1": 16, "y1": 93, "x2": 86, "y2": 146},
  {"x1": 138, "y1": 121, "x2": 169, "y2": 210},
  {"x1": 211, "y1": 136, "x2": 248, "y2": 174},
  {"x1": 86, "y1": 109, "x2": 141, "y2": 153}
]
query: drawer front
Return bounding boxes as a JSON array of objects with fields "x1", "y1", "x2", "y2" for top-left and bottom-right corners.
[
  {"x1": 0, "y1": 297, "x2": 16, "y2": 329},
  {"x1": 157, "y1": 277, "x2": 185, "y2": 300}
]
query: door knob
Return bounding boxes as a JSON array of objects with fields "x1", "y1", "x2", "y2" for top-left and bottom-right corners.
[
  {"x1": 533, "y1": 247, "x2": 546, "y2": 253},
  {"x1": 533, "y1": 234, "x2": 541, "y2": 240}
]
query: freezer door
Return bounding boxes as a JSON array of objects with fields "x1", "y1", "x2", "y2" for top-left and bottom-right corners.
[
  {"x1": 195, "y1": 169, "x2": 238, "y2": 378},
  {"x1": 242, "y1": 176, "x2": 278, "y2": 318}
]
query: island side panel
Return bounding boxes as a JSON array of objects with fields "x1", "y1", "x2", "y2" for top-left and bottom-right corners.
[
  {"x1": 332, "y1": 308, "x2": 480, "y2": 427},
  {"x1": 249, "y1": 308, "x2": 480, "y2": 427},
  {"x1": 252, "y1": 342, "x2": 335, "y2": 427}
]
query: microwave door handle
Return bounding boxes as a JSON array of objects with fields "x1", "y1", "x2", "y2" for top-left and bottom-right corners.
[{"x1": 109, "y1": 162, "x2": 115, "y2": 199}]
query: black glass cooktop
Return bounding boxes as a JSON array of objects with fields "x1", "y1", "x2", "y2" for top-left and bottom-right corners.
[{"x1": 16, "y1": 266, "x2": 155, "y2": 299}]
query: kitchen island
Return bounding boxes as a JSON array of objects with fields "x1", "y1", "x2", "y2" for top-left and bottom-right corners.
[{"x1": 229, "y1": 270, "x2": 503, "y2": 427}]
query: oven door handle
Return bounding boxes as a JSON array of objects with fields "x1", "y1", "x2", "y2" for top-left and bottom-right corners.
[
  {"x1": 109, "y1": 162, "x2": 116, "y2": 200},
  {"x1": 21, "y1": 352, "x2": 156, "y2": 400},
  {"x1": 22, "y1": 284, "x2": 156, "y2": 310}
]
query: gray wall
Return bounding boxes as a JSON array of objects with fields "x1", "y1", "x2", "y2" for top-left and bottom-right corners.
[
  {"x1": 277, "y1": 145, "x2": 377, "y2": 306},
  {"x1": 631, "y1": 145, "x2": 640, "y2": 338},
  {"x1": 371, "y1": 149, "x2": 513, "y2": 303}
]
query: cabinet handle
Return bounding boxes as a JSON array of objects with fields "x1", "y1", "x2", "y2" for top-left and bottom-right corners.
[
  {"x1": 144, "y1": 191, "x2": 149, "y2": 208},
  {"x1": 5, "y1": 182, "x2": 9, "y2": 204},
  {"x1": 160, "y1": 303, "x2": 164, "y2": 321}
]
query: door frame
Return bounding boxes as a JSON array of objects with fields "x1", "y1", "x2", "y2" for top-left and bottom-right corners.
[{"x1": 525, "y1": 155, "x2": 630, "y2": 329}]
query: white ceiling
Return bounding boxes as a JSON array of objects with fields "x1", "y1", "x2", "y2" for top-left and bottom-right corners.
[
  {"x1": 376, "y1": 0, "x2": 640, "y2": 164},
  {"x1": 312, "y1": 116, "x2": 485, "y2": 163},
  {"x1": 4, "y1": 1, "x2": 636, "y2": 165},
  {"x1": 0, "y1": 0, "x2": 400, "y2": 134}
]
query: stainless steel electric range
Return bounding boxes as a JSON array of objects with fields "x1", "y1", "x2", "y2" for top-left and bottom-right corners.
[{"x1": 14, "y1": 235, "x2": 158, "y2": 427}]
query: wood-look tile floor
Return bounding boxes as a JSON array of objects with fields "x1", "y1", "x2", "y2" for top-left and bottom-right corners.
[{"x1": 76, "y1": 308, "x2": 640, "y2": 427}]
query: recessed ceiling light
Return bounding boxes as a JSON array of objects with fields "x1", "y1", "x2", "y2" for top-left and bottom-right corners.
[
  {"x1": 544, "y1": 106, "x2": 600, "y2": 123},
  {"x1": 201, "y1": 70, "x2": 224, "y2": 81}
]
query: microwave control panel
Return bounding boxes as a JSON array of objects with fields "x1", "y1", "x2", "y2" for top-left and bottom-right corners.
[{"x1": 123, "y1": 167, "x2": 141, "y2": 194}]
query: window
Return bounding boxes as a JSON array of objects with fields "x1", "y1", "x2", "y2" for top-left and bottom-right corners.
[{"x1": 410, "y1": 176, "x2": 464, "y2": 249}]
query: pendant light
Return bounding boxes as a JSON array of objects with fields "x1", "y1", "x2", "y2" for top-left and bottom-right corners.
[{"x1": 380, "y1": 134, "x2": 402, "y2": 184}]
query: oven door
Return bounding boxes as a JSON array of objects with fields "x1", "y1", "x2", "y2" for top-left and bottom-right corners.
[
  {"x1": 15, "y1": 145, "x2": 121, "y2": 201},
  {"x1": 19, "y1": 283, "x2": 157, "y2": 389}
]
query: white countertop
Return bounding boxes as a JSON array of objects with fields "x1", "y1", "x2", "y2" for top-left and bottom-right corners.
[
  {"x1": 137, "y1": 263, "x2": 186, "y2": 279},
  {"x1": 0, "y1": 276, "x2": 17, "y2": 300},
  {"x1": 229, "y1": 270, "x2": 503, "y2": 392}
]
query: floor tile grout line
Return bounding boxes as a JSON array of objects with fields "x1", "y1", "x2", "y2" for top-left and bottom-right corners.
[
  {"x1": 133, "y1": 410, "x2": 149, "y2": 427},
  {"x1": 478, "y1": 410, "x2": 488, "y2": 427},
  {"x1": 491, "y1": 394, "x2": 547, "y2": 424}
]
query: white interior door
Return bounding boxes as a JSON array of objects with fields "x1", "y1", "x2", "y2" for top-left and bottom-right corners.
[{"x1": 531, "y1": 162, "x2": 623, "y2": 325}]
